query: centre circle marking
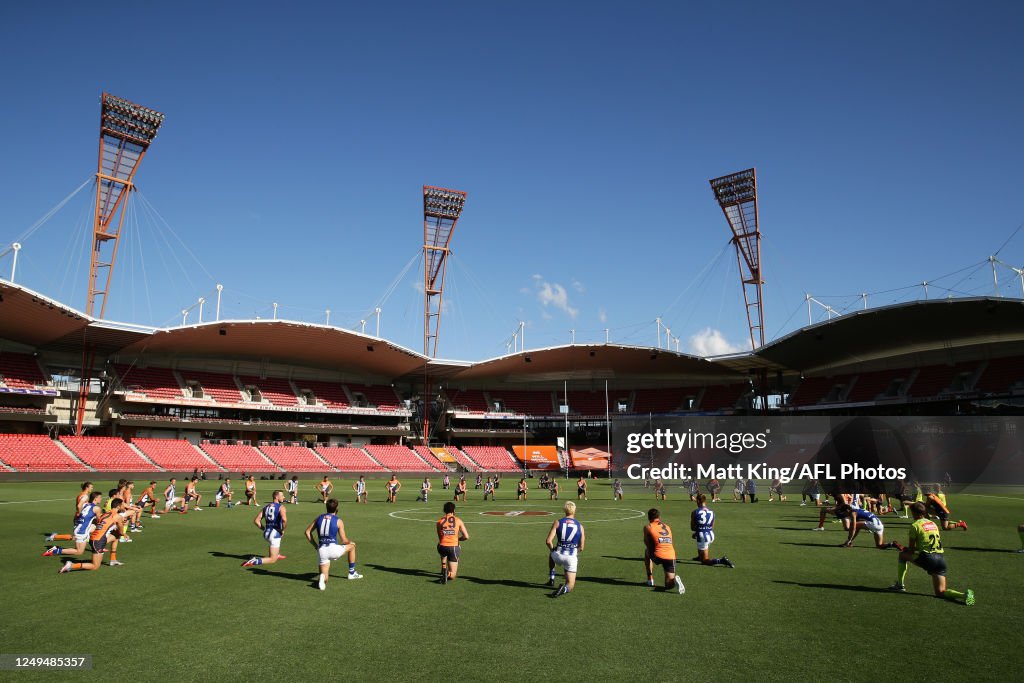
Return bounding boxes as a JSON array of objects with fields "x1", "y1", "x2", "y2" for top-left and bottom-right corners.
[
  {"x1": 481, "y1": 510, "x2": 552, "y2": 517},
  {"x1": 388, "y1": 505, "x2": 645, "y2": 524}
]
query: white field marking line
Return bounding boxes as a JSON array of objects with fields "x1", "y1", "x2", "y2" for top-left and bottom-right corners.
[
  {"x1": 0, "y1": 498, "x2": 67, "y2": 505},
  {"x1": 960, "y1": 493, "x2": 1024, "y2": 501},
  {"x1": 388, "y1": 506, "x2": 646, "y2": 525}
]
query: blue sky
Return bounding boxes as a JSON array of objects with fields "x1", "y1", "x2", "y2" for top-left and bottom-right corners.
[{"x1": 1, "y1": 1, "x2": 1022, "y2": 360}]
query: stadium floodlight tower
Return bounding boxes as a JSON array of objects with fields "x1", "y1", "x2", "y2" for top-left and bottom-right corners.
[
  {"x1": 709, "y1": 168, "x2": 765, "y2": 349},
  {"x1": 422, "y1": 185, "x2": 467, "y2": 358},
  {"x1": 87, "y1": 93, "x2": 165, "y2": 318}
]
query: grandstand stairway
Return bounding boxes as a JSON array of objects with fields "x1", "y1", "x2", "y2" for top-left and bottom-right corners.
[
  {"x1": 126, "y1": 442, "x2": 162, "y2": 470},
  {"x1": 200, "y1": 442, "x2": 282, "y2": 471},
  {"x1": 314, "y1": 445, "x2": 386, "y2": 472},
  {"x1": 132, "y1": 438, "x2": 224, "y2": 471}
]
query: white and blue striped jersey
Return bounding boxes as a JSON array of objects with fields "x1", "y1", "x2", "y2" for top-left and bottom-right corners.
[
  {"x1": 692, "y1": 506, "x2": 715, "y2": 544},
  {"x1": 554, "y1": 517, "x2": 583, "y2": 554},
  {"x1": 313, "y1": 513, "x2": 340, "y2": 546},
  {"x1": 73, "y1": 502, "x2": 97, "y2": 535},
  {"x1": 853, "y1": 508, "x2": 878, "y2": 523},
  {"x1": 263, "y1": 502, "x2": 284, "y2": 532}
]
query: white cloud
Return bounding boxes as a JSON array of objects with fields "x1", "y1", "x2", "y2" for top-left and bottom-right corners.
[
  {"x1": 536, "y1": 280, "x2": 578, "y2": 319},
  {"x1": 598, "y1": 308, "x2": 607, "y2": 324},
  {"x1": 531, "y1": 273, "x2": 543, "y2": 281},
  {"x1": 571, "y1": 279, "x2": 585, "y2": 293},
  {"x1": 688, "y1": 327, "x2": 743, "y2": 356}
]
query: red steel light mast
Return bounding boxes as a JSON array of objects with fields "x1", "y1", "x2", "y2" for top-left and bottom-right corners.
[
  {"x1": 87, "y1": 93, "x2": 164, "y2": 318},
  {"x1": 421, "y1": 185, "x2": 466, "y2": 445},
  {"x1": 422, "y1": 186, "x2": 466, "y2": 357},
  {"x1": 709, "y1": 168, "x2": 764, "y2": 349}
]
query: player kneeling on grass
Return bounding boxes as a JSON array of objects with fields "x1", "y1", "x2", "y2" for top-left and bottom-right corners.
[
  {"x1": 164, "y1": 478, "x2": 185, "y2": 513},
  {"x1": 45, "y1": 491, "x2": 103, "y2": 559},
  {"x1": 60, "y1": 498, "x2": 127, "y2": 572},
  {"x1": 643, "y1": 508, "x2": 684, "y2": 594},
  {"x1": 836, "y1": 503, "x2": 901, "y2": 550},
  {"x1": 436, "y1": 502, "x2": 469, "y2": 584},
  {"x1": 925, "y1": 485, "x2": 967, "y2": 532},
  {"x1": 546, "y1": 501, "x2": 585, "y2": 597},
  {"x1": 243, "y1": 490, "x2": 287, "y2": 568},
  {"x1": 888, "y1": 502, "x2": 974, "y2": 605},
  {"x1": 136, "y1": 481, "x2": 161, "y2": 518},
  {"x1": 305, "y1": 498, "x2": 361, "y2": 590},
  {"x1": 691, "y1": 494, "x2": 734, "y2": 568},
  {"x1": 214, "y1": 479, "x2": 234, "y2": 508}
]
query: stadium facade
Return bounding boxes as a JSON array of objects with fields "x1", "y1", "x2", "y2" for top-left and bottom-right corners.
[{"x1": 1, "y1": 277, "x2": 1022, "y2": 478}]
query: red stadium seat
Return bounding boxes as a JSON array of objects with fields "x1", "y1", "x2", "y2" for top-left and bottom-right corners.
[
  {"x1": 364, "y1": 444, "x2": 439, "y2": 471},
  {"x1": 460, "y1": 446, "x2": 519, "y2": 472},
  {"x1": 200, "y1": 442, "x2": 280, "y2": 471},
  {"x1": 132, "y1": 438, "x2": 223, "y2": 471},
  {"x1": 60, "y1": 436, "x2": 160, "y2": 471},
  {"x1": 0, "y1": 352, "x2": 47, "y2": 389},
  {"x1": 314, "y1": 445, "x2": 385, "y2": 472},
  {"x1": 0, "y1": 434, "x2": 89, "y2": 471},
  {"x1": 259, "y1": 444, "x2": 333, "y2": 471}
]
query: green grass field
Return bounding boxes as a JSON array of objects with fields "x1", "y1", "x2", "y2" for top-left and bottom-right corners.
[{"x1": 2, "y1": 479, "x2": 1022, "y2": 681}]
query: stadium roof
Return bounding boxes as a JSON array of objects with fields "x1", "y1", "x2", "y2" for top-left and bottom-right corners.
[
  {"x1": 448, "y1": 344, "x2": 741, "y2": 384},
  {"x1": 3, "y1": 281, "x2": 1024, "y2": 381},
  {"x1": 752, "y1": 297, "x2": 1024, "y2": 374}
]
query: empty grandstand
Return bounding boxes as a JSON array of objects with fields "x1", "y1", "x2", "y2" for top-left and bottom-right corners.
[
  {"x1": 60, "y1": 436, "x2": 159, "y2": 471},
  {"x1": 314, "y1": 445, "x2": 386, "y2": 472},
  {"x1": 200, "y1": 441, "x2": 280, "y2": 471},
  {"x1": 364, "y1": 444, "x2": 440, "y2": 471},
  {"x1": 258, "y1": 443, "x2": 332, "y2": 471},
  {"x1": 0, "y1": 434, "x2": 88, "y2": 471},
  {"x1": 460, "y1": 446, "x2": 520, "y2": 472},
  {"x1": 132, "y1": 438, "x2": 222, "y2": 471}
]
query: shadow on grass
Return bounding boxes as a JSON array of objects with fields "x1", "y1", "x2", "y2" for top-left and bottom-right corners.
[
  {"x1": 948, "y1": 546, "x2": 1019, "y2": 554},
  {"x1": 778, "y1": 541, "x2": 837, "y2": 549},
  {"x1": 209, "y1": 550, "x2": 255, "y2": 561},
  {"x1": 249, "y1": 567, "x2": 320, "y2": 585},
  {"x1": 575, "y1": 575, "x2": 642, "y2": 587},
  {"x1": 769, "y1": 526, "x2": 824, "y2": 531},
  {"x1": 601, "y1": 555, "x2": 642, "y2": 562},
  {"x1": 364, "y1": 563, "x2": 439, "y2": 582},
  {"x1": 773, "y1": 580, "x2": 927, "y2": 597},
  {"x1": 460, "y1": 575, "x2": 545, "y2": 589}
]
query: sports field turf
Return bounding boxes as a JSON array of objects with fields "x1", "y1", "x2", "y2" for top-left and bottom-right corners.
[{"x1": 2, "y1": 479, "x2": 1022, "y2": 681}]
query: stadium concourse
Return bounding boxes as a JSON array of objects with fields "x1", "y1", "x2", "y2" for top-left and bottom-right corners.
[{"x1": 2, "y1": 278, "x2": 1024, "y2": 478}]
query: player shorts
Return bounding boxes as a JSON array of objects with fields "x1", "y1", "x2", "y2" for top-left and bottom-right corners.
[
  {"x1": 696, "y1": 530, "x2": 715, "y2": 551},
  {"x1": 164, "y1": 499, "x2": 174, "y2": 510},
  {"x1": 138, "y1": 495, "x2": 152, "y2": 505},
  {"x1": 246, "y1": 491, "x2": 255, "y2": 499},
  {"x1": 862, "y1": 517, "x2": 884, "y2": 535},
  {"x1": 932, "y1": 509, "x2": 949, "y2": 523},
  {"x1": 437, "y1": 544, "x2": 461, "y2": 562},
  {"x1": 913, "y1": 552, "x2": 948, "y2": 576},
  {"x1": 264, "y1": 528, "x2": 283, "y2": 549},
  {"x1": 216, "y1": 492, "x2": 226, "y2": 501},
  {"x1": 550, "y1": 549, "x2": 579, "y2": 574},
  {"x1": 317, "y1": 543, "x2": 350, "y2": 565},
  {"x1": 89, "y1": 536, "x2": 108, "y2": 554},
  {"x1": 73, "y1": 529, "x2": 91, "y2": 544},
  {"x1": 577, "y1": 487, "x2": 585, "y2": 495},
  {"x1": 651, "y1": 555, "x2": 677, "y2": 573}
]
